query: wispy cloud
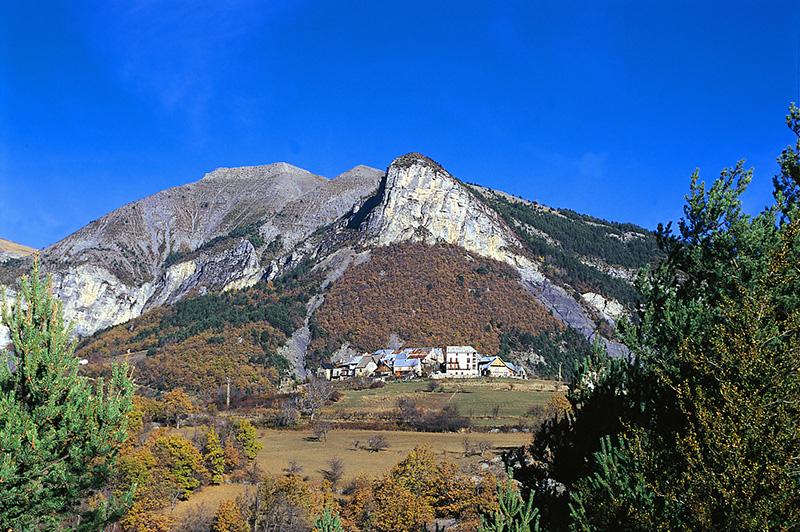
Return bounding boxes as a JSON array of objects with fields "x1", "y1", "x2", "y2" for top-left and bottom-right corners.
[{"x1": 78, "y1": 1, "x2": 292, "y2": 140}]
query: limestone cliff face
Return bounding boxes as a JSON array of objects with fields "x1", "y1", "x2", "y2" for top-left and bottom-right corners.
[
  {"x1": 52, "y1": 266, "x2": 154, "y2": 337},
  {"x1": 364, "y1": 153, "x2": 543, "y2": 283}
]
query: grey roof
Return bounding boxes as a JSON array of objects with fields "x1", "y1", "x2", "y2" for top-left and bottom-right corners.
[{"x1": 393, "y1": 358, "x2": 421, "y2": 368}]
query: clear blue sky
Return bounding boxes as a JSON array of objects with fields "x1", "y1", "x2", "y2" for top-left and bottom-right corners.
[{"x1": 1, "y1": 1, "x2": 798, "y2": 248}]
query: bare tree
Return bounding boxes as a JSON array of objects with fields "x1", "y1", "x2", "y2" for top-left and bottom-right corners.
[
  {"x1": 478, "y1": 440, "x2": 492, "y2": 456},
  {"x1": 284, "y1": 460, "x2": 304, "y2": 477},
  {"x1": 463, "y1": 437, "x2": 475, "y2": 456},
  {"x1": 312, "y1": 420, "x2": 332, "y2": 442},
  {"x1": 397, "y1": 397, "x2": 422, "y2": 427},
  {"x1": 367, "y1": 434, "x2": 389, "y2": 452},
  {"x1": 321, "y1": 457, "x2": 345, "y2": 489},
  {"x1": 299, "y1": 377, "x2": 335, "y2": 421},
  {"x1": 278, "y1": 399, "x2": 299, "y2": 427}
]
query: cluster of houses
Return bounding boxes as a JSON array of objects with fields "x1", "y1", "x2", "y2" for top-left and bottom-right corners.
[{"x1": 317, "y1": 346, "x2": 527, "y2": 381}]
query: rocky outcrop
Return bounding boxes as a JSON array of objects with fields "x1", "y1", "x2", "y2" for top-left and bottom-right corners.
[
  {"x1": 363, "y1": 153, "x2": 544, "y2": 283},
  {"x1": 51, "y1": 265, "x2": 154, "y2": 337},
  {"x1": 582, "y1": 292, "x2": 625, "y2": 323}
]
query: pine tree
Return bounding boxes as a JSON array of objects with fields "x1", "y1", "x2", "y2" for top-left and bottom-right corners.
[
  {"x1": 205, "y1": 427, "x2": 225, "y2": 485},
  {"x1": 0, "y1": 258, "x2": 134, "y2": 529},
  {"x1": 479, "y1": 472, "x2": 540, "y2": 532},
  {"x1": 314, "y1": 506, "x2": 345, "y2": 532},
  {"x1": 516, "y1": 104, "x2": 800, "y2": 530}
]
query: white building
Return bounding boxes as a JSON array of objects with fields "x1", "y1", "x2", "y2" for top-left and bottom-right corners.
[
  {"x1": 479, "y1": 356, "x2": 515, "y2": 378},
  {"x1": 354, "y1": 355, "x2": 379, "y2": 378},
  {"x1": 444, "y1": 346, "x2": 481, "y2": 378}
]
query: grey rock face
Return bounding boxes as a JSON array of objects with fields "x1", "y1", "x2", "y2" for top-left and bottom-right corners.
[
  {"x1": 45, "y1": 162, "x2": 327, "y2": 285},
  {"x1": 0, "y1": 163, "x2": 382, "y2": 342},
  {"x1": 364, "y1": 153, "x2": 543, "y2": 283}
]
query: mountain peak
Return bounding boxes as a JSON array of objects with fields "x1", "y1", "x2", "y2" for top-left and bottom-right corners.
[
  {"x1": 390, "y1": 152, "x2": 447, "y2": 174},
  {"x1": 366, "y1": 152, "x2": 535, "y2": 277},
  {"x1": 201, "y1": 162, "x2": 325, "y2": 183}
]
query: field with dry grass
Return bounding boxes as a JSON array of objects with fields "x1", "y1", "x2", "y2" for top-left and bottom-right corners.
[
  {"x1": 168, "y1": 426, "x2": 532, "y2": 522},
  {"x1": 255, "y1": 427, "x2": 530, "y2": 481}
]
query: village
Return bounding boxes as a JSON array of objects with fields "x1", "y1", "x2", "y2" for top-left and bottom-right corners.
[{"x1": 316, "y1": 345, "x2": 527, "y2": 381}]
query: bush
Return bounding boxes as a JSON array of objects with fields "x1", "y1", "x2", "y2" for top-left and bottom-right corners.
[
  {"x1": 212, "y1": 499, "x2": 248, "y2": 532},
  {"x1": 367, "y1": 435, "x2": 389, "y2": 452}
]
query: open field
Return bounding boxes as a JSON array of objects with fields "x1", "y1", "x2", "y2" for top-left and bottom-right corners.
[
  {"x1": 168, "y1": 427, "x2": 532, "y2": 521},
  {"x1": 323, "y1": 378, "x2": 564, "y2": 427},
  {"x1": 167, "y1": 483, "x2": 253, "y2": 523},
  {"x1": 253, "y1": 428, "x2": 531, "y2": 482}
]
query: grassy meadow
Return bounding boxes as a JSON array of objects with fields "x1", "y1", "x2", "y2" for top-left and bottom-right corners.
[{"x1": 323, "y1": 378, "x2": 564, "y2": 428}]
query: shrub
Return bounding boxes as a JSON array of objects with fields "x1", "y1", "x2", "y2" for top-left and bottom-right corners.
[
  {"x1": 204, "y1": 428, "x2": 225, "y2": 485},
  {"x1": 212, "y1": 499, "x2": 248, "y2": 532},
  {"x1": 314, "y1": 506, "x2": 344, "y2": 532},
  {"x1": 147, "y1": 432, "x2": 207, "y2": 499},
  {"x1": 367, "y1": 434, "x2": 389, "y2": 452}
]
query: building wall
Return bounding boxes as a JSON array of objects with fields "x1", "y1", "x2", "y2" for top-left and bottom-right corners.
[{"x1": 445, "y1": 346, "x2": 480, "y2": 378}]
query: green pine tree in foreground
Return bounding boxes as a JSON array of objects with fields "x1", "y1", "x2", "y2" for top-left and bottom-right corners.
[
  {"x1": 513, "y1": 104, "x2": 800, "y2": 530},
  {"x1": 314, "y1": 506, "x2": 345, "y2": 532},
  {"x1": 479, "y1": 471, "x2": 540, "y2": 532},
  {"x1": 0, "y1": 258, "x2": 134, "y2": 530}
]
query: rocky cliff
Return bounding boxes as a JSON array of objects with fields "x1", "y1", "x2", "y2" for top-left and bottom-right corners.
[
  {"x1": 363, "y1": 153, "x2": 543, "y2": 283},
  {"x1": 1, "y1": 163, "x2": 382, "y2": 338}
]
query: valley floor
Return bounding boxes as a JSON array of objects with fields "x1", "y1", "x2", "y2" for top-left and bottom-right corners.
[{"x1": 167, "y1": 428, "x2": 531, "y2": 522}]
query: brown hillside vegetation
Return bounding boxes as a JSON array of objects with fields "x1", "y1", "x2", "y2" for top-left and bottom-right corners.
[
  {"x1": 77, "y1": 268, "x2": 318, "y2": 398},
  {"x1": 313, "y1": 242, "x2": 562, "y2": 355}
]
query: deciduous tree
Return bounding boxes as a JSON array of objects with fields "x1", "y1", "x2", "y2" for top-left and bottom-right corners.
[{"x1": 205, "y1": 427, "x2": 225, "y2": 485}]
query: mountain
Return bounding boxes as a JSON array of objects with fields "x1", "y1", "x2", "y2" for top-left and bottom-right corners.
[
  {"x1": 0, "y1": 238, "x2": 36, "y2": 261},
  {"x1": 1, "y1": 153, "x2": 658, "y2": 392},
  {"x1": 0, "y1": 163, "x2": 383, "y2": 338}
]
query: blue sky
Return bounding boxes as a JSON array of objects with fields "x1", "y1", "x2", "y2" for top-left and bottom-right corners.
[{"x1": 1, "y1": 1, "x2": 798, "y2": 248}]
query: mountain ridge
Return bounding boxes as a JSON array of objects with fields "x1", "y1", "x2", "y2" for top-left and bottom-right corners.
[
  {"x1": 0, "y1": 238, "x2": 36, "y2": 261},
  {"x1": 2, "y1": 153, "x2": 658, "y2": 379}
]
